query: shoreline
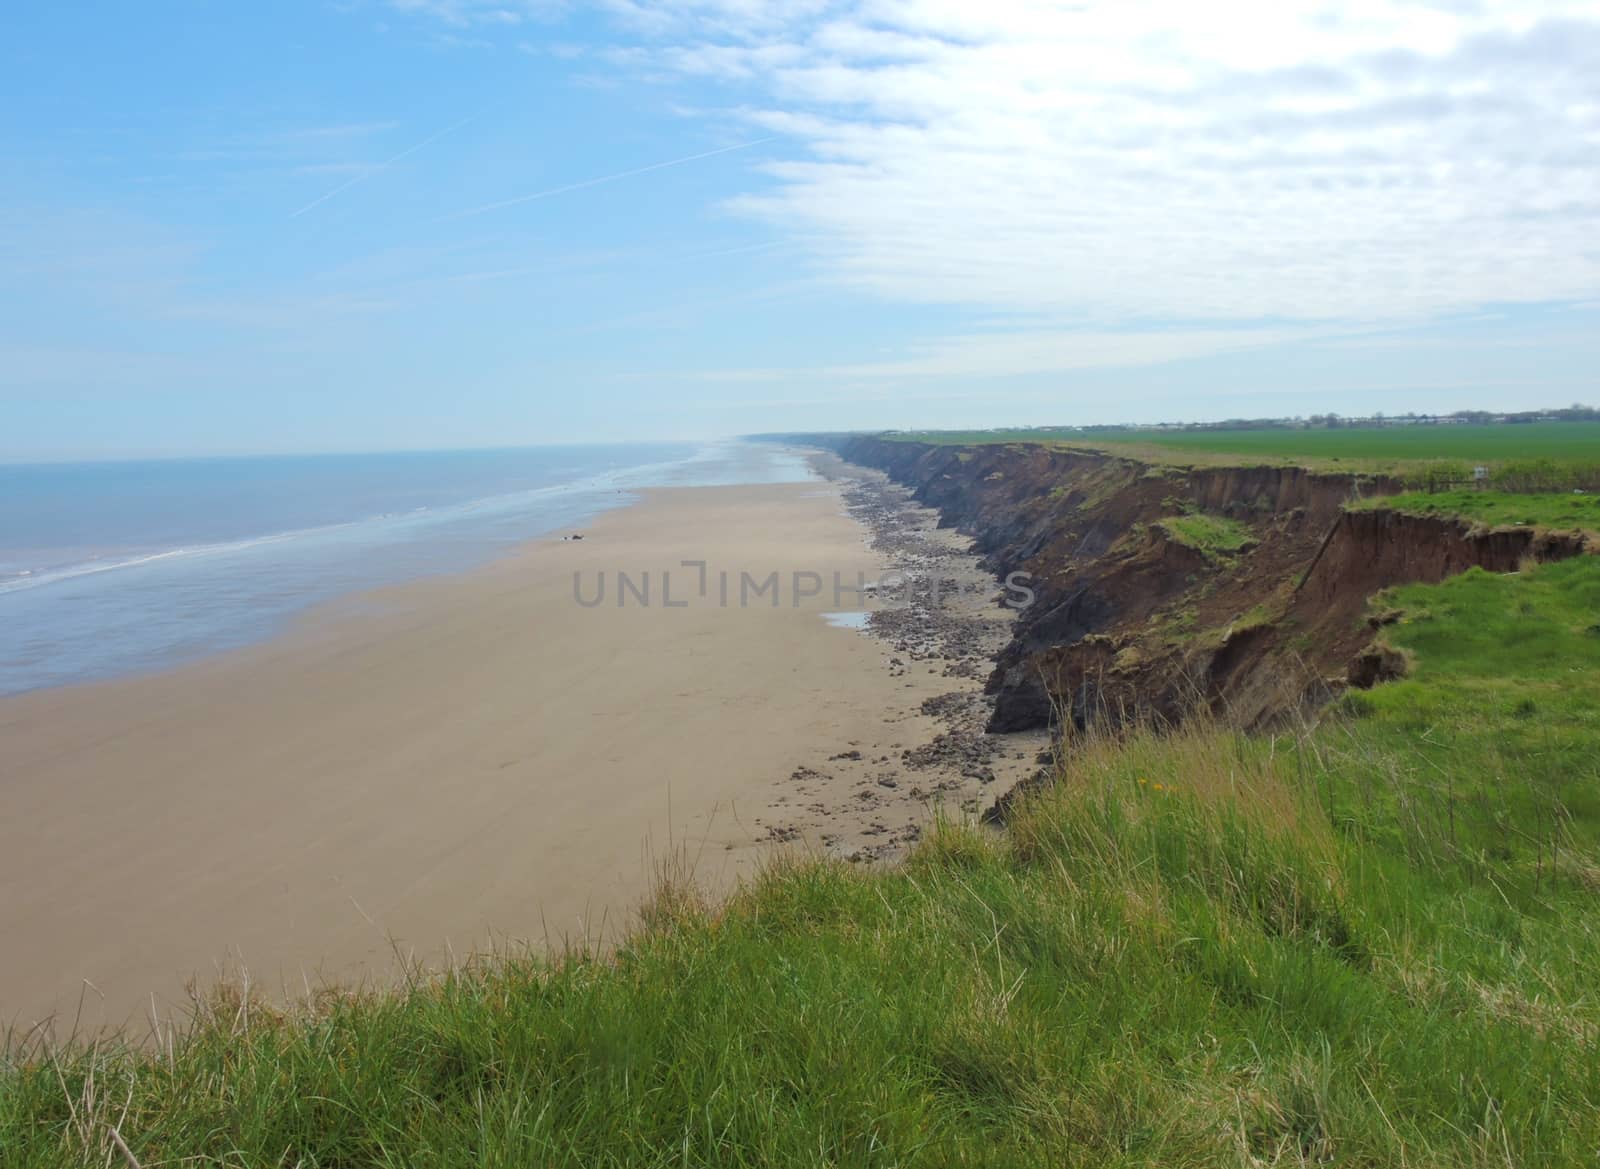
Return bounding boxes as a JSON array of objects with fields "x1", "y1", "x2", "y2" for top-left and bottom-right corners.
[
  {"x1": 1, "y1": 460, "x2": 1041, "y2": 1034},
  {"x1": 0, "y1": 440, "x2": 815, "y2": 700},
  {"x1": 748, "y1": 455, "x2": 1048, "y2": 863}
]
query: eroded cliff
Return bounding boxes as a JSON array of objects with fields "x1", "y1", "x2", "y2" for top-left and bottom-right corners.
[{"x1": 820, "y1": 436, "x2": 1592, "y2": 734}]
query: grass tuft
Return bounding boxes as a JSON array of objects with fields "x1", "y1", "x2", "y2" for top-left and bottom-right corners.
[{"x1": 1155, "y1": 512, "x2": 1256, "y2": 557}]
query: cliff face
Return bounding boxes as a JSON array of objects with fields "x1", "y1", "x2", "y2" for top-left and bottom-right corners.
[
  {"x1": 1297, "y1": 509, "x2": 1590, "y2": 605},
  {"x1": 822, "y1": 436, "x2": 1591, "y2": 734}
]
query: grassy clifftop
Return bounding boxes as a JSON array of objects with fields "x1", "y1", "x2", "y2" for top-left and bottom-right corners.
[
  {"x1": 7, "y1": 557, "x2": 1600, "y2": 1166},
  {"x1": 889, "y1": 420, "x2": 1600, "y2": 460},
  {"x1": 885, "y1": 422, "x2": 1600, "y2": 492},
  {"x1": 1348, "y1": 488, "x2": 1600, "y2": 532}
]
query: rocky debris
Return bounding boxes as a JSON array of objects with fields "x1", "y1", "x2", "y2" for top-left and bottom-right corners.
[
  {"x1": 755, "y1": 456, "x2": 1048, "y2": 868},
  {"x1": 836, "y1": 475, "x2": 1014, "y2": 681},
  {"x1": 919, "y1": 691, "x2": 981, "y2": 723},
  {"x1": 901, "y1": 729, "x2": 1004, "y2": 774},
  {"x1": 846, "y1": 823, "x2": 923, "y2": 864}
]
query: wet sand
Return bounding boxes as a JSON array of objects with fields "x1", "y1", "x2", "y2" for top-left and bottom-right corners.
[{"x1": 1, "y1": 475, "x2": 1039, "y2": 1034}]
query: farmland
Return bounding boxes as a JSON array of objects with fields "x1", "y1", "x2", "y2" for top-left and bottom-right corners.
[{"x1": 891, "y1": 421, "x2": 1600, "y2": 479}]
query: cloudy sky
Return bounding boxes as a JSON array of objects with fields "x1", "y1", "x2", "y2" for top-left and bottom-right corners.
[{"x1": 4, "y1": 1, "x2": 1598, "y2": 457}]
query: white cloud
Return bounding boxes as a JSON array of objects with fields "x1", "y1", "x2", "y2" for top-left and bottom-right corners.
[
  {"x1": 372, "y1": 0, "x2": 1600, "y2": 388},
  {"x1": 594, "y1": 0, "x2": 1600, "y2": 325},
  {"x1": 687, "y1": 323, "x2": 1321, "y2": 384}
]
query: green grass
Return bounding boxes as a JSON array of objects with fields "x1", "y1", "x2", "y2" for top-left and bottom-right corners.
[
  {"x1": 1156, "y1": 512, "x2": 1254, "y2": 556},
  {"x1": 892, "y1": 428, "x2": 1106, "y2": 447},
  {"x1": 1078, "y1": 422, "x2": 1600, "y2": 465},
  {"x1": 7, "y1": 560, "x2": 1600, "y2": 1167},
  {"x1": 1330, "y1": 556, "x2": 1600, "y2": 861},
  {"x1": 888, "y1": 422, "x2": 1600, "y2": 485},
  {"x1": 893, "y1": 421, "x2": 1600, "y2": 463},
  {"x1": 1351, "y1": 488, "x2": 1600, "y2": 531}
]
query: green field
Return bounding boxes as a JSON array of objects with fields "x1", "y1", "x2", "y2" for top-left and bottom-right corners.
[
  {"x1": 1082, "y1": 422, "x2": 1600, "y2": 463},
  {"x1": 8, "y1": 557, "x2": 1600, "y2": 1167},
  {"x1": 891, "y1": 422, "x2": 1600, "y2": 480}
]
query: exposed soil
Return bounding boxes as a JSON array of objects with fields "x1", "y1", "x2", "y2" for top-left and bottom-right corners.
[{"x1": 810, "y1": 436, "x2": 1595, "y2": 740}]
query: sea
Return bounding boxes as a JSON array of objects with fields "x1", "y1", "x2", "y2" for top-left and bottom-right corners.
[{"x1": 0, "y1": 440, "x2": 814, "y2": 697}]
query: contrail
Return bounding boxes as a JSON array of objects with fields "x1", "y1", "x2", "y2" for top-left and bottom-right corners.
[
  {"x1": 437, "y1": 137, "x2": 775, "y2": 223},
  {"x1": 291, "y1": 114, "x2": 476, "y2": 219}
]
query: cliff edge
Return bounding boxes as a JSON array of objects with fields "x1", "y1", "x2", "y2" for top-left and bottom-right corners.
[{"x1": 815, "y1": 436, "x2": 1592, "y2": 734}]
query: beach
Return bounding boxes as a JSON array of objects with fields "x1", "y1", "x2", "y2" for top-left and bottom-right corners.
[{"x1": 2, "y1": 472, "x2": 1040, "y2": 1033}]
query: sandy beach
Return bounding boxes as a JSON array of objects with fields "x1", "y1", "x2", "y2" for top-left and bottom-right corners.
[{"x1": 2, "y1": 473, "x2": 1039, "y2": 1033}]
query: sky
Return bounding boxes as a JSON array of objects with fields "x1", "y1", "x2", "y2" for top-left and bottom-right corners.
[{"x1": 3, "y1": 0, "x2": 1599, "y2": 459}]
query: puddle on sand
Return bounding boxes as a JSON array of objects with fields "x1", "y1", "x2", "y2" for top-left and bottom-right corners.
[{"x1": 821, "y1": 610, "x2": 871, "y2": 631}]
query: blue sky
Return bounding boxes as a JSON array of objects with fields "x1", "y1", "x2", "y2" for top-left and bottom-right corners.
[{"x1": 3, "y1": 1, "x2": 1598, "y2": 459}]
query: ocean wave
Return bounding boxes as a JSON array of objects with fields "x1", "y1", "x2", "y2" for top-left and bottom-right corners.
[
  {"x1": 0, "y1": 441, "x2": 798, "y2": 603},
  {"x1": 0, "y1": 527, "x2": 355, "y2": 597},
  {"x1": 0, "y1": 463, "x2": 646, "y2": 599}
]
